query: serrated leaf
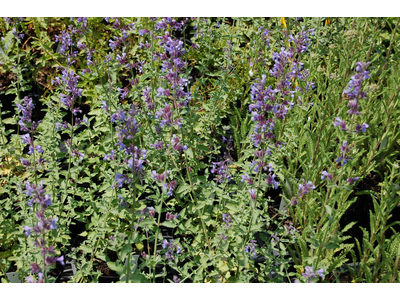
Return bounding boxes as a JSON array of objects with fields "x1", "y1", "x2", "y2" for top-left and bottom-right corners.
[
  {"x1": 106, "y1": 260, "x2": 124, "y2": 274},
  {"x1": 162, "y1": 221, "x2": 177, "y2": 228},
  {"x1": 2, "y1": 118, "x2": 16, "y2": 124},
  {"x1": 226, "y1": 203, "x2": 239, "y2": 212},
  {"x1": 80, "y1": 245, "x2": 92, "y2": 253},
  {"x1": 176, "y1": 184, "x2": 191, "y2": 195},
  {"x1": 121, "y1": 244, "x2": 133, "y2": 258}
]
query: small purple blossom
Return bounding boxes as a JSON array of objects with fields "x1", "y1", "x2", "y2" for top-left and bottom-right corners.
[
  {"x1": 295, "y1": 266, "x2": 324, "y2": 283},
  {"x1": 222, "y1": 213, "x2": 233, "y2": 229},
  {"x1": 298, "y1": 180, "x2": 315, "y2": 198},
  {"x1": 347, "y1": 177, "x2": 360, "y2": 185},
  {"x1": 248, "y1": 189, "x2": 257, "y2": 200},
  {"x1": 166, "y1": 212, "x2": 180, "y2": 221},
  {"x1": 210, "y1": 159, "x2": 231, "y2": 183},
  {"x1": 355, "y1": 123, "x2": 369, "y2": 133},
  {"x1": 115, "y1": 173, "x2": 131, "y2": 187},
  {"x1": 162, "y1": 239, "x2": 182, "y2": 261},
  {"x1": 244, "y1": 240, "x2": 257, "y2": 259},
  {"x1": 152, "y1": 170, "x2": 169, "y2": 182},
  {"x1": 241, "y1": 173, "x2": 254, "y2": 185},
  {"x1": 266, "y1": 173, "x2": 280, "y2": 189},
  {"x1": 333, "y1": 117, "x2": 346, "y2": 131},
  {"x1": 150, "y1": 140, "x2": 163, "y2": 150},
  {"x1": 271, "y1": 232, "x2": 279, "y2": 243},
  {"x1": 169, "y1": 134, "x2": 187, "y2": 152},
  {"x1": 103, "y1": 150, "x2": 115, "y2": 161},
  {"x1": 321, "y1": 171, "x2": 333, "y2": 181},
  {"x1": 336, "y1": 140, "x2": 353, "y2": 166}
]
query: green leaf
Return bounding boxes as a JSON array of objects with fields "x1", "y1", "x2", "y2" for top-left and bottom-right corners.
[
  {"x1": 325, "y1": 243, "x2": 340, "y2": 250},
  {"x1": 186, "y1": 148, "x2": 194, "y2": 159},
  {"x1": 106, "y1": 260, "x2": 124, "y2": 274},
  {"x1": 156, "y1": 203, "x2": 162, "y2": 215},
  {"x1": 80, "y1": 245, "x2": 92, "y2": 253},
  {"x1": 341, "y1": 185, "x2": 353, "y2": 191},
  {"x1": 176, "y1": 184, "x2": 191, "y2": 195},
  {"x1": 250, "y1": 223, "x2": 264, "y2": 231},
  {"x1": 325, "y1": 205, "x2": 333, "y2": 216},
  {"x1": 197, "y1": 145, "x2": 209, "y2": 152},
  {"x1": 226, "y1": 203, "x2": 239, "y2": 212},
  {"x1": 121, "y1": 244, "x2": 133, "y2": 258},
  {"x1": 2, "y1": 118, "x2": 16, "y2": 124},
  {"x1": 162, "y1": 221, "x2": 177, "y2": 228},
  {"x1": 194, "y1": 201, "x2": 205, "y2": 211}
]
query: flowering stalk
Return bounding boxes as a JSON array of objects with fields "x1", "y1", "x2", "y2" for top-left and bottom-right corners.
[{"x1": 24, "y1": 181, "x2": 64, "y2": 283}]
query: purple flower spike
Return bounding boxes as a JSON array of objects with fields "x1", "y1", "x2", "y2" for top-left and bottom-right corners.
[
  {"x1": 210, "y1": 159, "x2": 232, "y2": 183},
  {"x1": 241, "y1": 173, "x2": 254, "y2": 185},
  {"x1": 222, "y1": 213, "x2": 233, "y2": 228}
]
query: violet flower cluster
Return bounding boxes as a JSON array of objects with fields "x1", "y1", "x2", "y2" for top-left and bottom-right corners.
[
  {"x1": 153, "y1": 27, "x2": 191, "y2": 129},
  {"x1": 3, "y1": 17, "x2": 24, "y2": 40},
  {"x1": 284, "y1": 222, "x2": 297, "y2": 238},
  {"x1": 17, "y1": 97, "x2": 44, "y2": 161},
  {"x1": 335, "y1": 140, "x2": 353, "y2": 166},
  {"x1": 23, "y1": 181, "x2": 64, "y2": 283},
  {"x1": 288, "y1": 27, "x2": 315, "y2": 55},
  {"x1": 162, "y1": 239, "x2": 182, "y2": 261},
  {"x1": 330, "y1": 62, "x2": 371, "y2": 187},
  {"x1": 249, "y1": 27, "x2": 314, "y2": 147},
  {"x1": 222, "y1": 213, "x2": 233, "y2": 229},
  {"x1": 333, "y1": 62, "x2": 371, "y2": 133},
  {"x1": 245, "y1": 240, "x2": 257, "y2": 259},
  {"x1": 210, "y1": 159, "x2": 232, "y2": 183},
  {"x1": 111, "y1": 104, "x2": 147, "y2": 181},
  {"x1": 294, "y1": 266, "x2": 324, "y2": 283},
  {"x1": 291, "y1": 179, "x2": 315, "y2": 205},
  {"x1": 169, "y1": 134, "x2": 188, "y2": 152},
  {"x1": 52, "y1": 68, "x2": 88, "y2": 163}
]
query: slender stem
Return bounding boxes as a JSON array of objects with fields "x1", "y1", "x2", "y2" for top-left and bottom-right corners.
[
  {"x1": 0, "y1": 101, "x2": 6, "y2": 146},
  {"x1": 366, "y1": 19, "x2": 380, "y2": 61},
  {"x1": 377, "y1": 19, "x2": 399, "y2": 87},
  {"x1": 61, "y1": 105, "x2": 74, "y2": 215}
]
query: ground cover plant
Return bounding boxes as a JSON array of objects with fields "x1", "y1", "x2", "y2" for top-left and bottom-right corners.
[{"x1": 0, "y1": 17, "x2": 399, "y2": 283}]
